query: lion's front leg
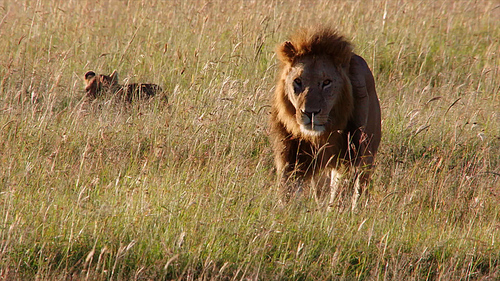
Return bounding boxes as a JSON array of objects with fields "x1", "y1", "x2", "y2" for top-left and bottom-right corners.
[
  {"x1": 279, "y1": 172, "x2": 304, "y2": 204},
  {"x1": 273, "y1": 133, "x2": 309, "y2": 204},
  {"x1": 351, "y1": 169, "x2": 371, "y2": 210},
  {"x1": 327, "y1": 169, "x2": 343, "y2": 211},
  {"x1": 278, "y1": 159, "x2": 310, "y2": 203}
]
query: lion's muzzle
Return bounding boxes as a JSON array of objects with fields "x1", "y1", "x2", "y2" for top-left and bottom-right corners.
[{"x1": 299, "y1": 109, "x2": 326, "y2": 136}]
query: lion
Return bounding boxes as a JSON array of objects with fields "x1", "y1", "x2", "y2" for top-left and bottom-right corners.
[
  {"x1": 84, "y1": 70, "x2": 163, "y2": 102},
  {"x1": 270, "y1": 27, "x2": 381, "y2": 210}
]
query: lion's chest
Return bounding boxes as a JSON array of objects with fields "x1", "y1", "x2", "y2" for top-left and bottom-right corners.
[{"x1": 294, "y1": 132, "x2": 349, "y2": 170}]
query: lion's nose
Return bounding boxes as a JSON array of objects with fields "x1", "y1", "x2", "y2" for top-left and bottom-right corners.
[{"x1": 301, "y1": 109, "x2": 321, "y2": 121}]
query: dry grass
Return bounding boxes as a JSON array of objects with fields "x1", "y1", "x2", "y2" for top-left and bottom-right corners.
[{"x1": 0, "y1": 0, "x2": 499, "y2": 279}]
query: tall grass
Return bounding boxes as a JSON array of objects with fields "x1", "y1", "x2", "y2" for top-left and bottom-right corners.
[{"x1": 0, "y1": 0, "x2": 499, "y2": 279}]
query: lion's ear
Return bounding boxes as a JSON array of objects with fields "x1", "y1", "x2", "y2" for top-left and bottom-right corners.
[
  {"x1": 277, "y1": 41, "x2": 296, "y2": 62},
  {"x1": 84, "y1": 71, "x2": 96, "y2": 81}
]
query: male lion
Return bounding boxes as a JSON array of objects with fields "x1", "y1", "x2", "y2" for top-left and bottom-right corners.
[
  {"x1": 84, "y1": 70, "x2": 163, "y2": 102},
  {"x1": 270, "y1": 27, "x2": 381, "y2": 210}
]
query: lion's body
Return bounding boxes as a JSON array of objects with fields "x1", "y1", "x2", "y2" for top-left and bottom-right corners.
[
  {"x1": 84, "y1": 70, "x2": 162, "y2": 102},
  {"x1": 270, "y1": 27, "x2": 381, "y2": 209}
]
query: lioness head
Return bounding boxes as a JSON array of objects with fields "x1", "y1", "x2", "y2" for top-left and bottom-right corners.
[
  {"x1": 84, "y1": 70, "x2": 119, "y2": 99},
  {"x1": 276, "y1": 27, "x2": 354, "y2": 138}
]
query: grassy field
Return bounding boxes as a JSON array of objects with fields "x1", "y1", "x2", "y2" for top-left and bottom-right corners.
[{"x1": 1, "y1": 0, "x2": 499, "y2": 279}]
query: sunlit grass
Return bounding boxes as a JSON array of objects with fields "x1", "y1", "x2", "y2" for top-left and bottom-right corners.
[{"x1": 0, "y1": 0, "x2": 499, "y2": 279}]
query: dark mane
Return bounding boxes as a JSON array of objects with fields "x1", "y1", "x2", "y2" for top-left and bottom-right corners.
[{"x1": 277, "y1": 26, "x2": 353, "y2": 66}]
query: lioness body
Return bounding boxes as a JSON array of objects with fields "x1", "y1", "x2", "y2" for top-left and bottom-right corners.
[
  {"x1": 84, "y1": 70, "x2": 162, "y2": 102},
  {"x1": 270, "y1": 27, "x2": 381, "y2": 209}
]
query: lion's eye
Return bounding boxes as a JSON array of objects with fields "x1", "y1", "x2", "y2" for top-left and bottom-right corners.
[
  {"x1": 322, "y1": 79, "x2": 332, "y2": 87},
  {"x1": 293, "y1": 78, "x2": 302, "y2": 87}
]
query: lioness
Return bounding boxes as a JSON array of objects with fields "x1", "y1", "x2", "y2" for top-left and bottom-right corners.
[
  {"x1": 270, "y1": 27, "x2": 381, "y2": 210},
  {"x1": 84, "y1": 70, "x2": 163, "y2": 102}
]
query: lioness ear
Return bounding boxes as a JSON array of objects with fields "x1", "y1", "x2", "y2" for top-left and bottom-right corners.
[
  {"x1": 277, "y1": 41, "x2": 296, "y2": 62},
  {"x1": 110, "y1": 70, "x2": 118, "y2": 83},
  {"x1": 84, "y1": 71, "x2": 96, "y2": 81}
]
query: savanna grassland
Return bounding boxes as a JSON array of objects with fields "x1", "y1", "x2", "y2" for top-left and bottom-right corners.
[{"x1": 0, "y1": 0, "x2": 499, "y2": 279}]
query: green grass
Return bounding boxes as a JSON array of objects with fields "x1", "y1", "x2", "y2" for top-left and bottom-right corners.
[{"x1": 1, "y1": 0, "x2": 499, "y2": 279}]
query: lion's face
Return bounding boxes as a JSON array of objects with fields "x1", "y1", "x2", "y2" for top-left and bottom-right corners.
[
  {"x1": 284, "y1": 55, "x2": 348, "y2": 137},
  {"x1": 84, "y1": 70, "x2": 119, "y2": 99}
]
